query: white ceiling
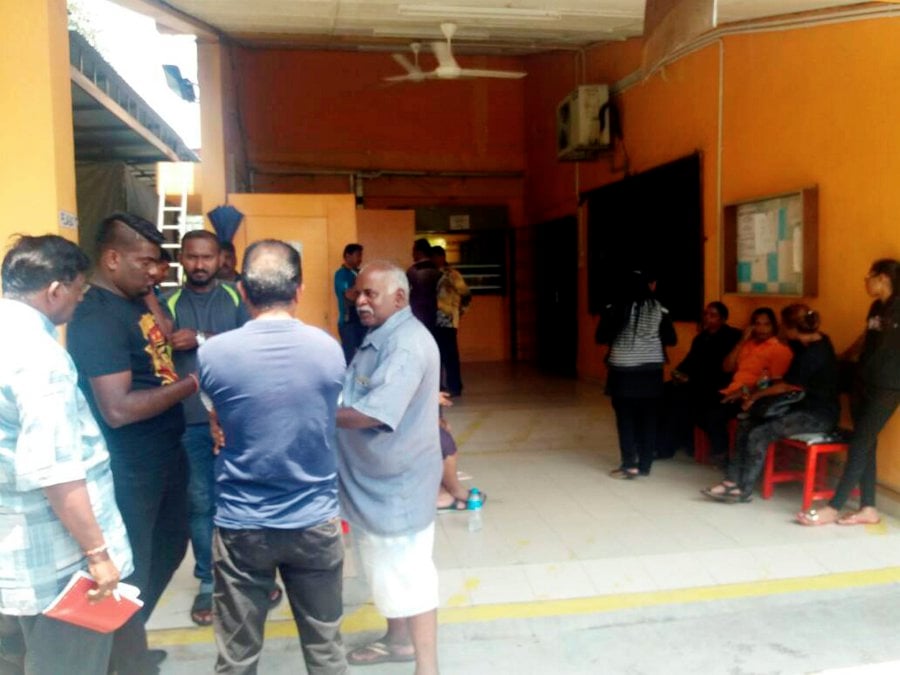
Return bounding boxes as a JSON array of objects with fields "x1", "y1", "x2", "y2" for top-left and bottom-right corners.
[{"x1": 152, "y1": 0, "x2": 867, "y2": 52}]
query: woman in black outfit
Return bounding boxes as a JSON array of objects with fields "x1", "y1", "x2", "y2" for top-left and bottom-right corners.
[
  {"x1": 797, "y1": 258, "x2": 900, "y2": 526},
  {"x1": 596, "y1": 270, "x2": 677, "y2": 479}
]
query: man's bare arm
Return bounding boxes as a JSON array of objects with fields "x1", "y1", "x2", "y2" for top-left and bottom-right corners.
[
  {"x1": 44, "y1": 481, "x2": 119, "y2": 598},
  {"x1": 90, "y1": 370, "x2": 197, "y2": 429},
  {"x1": 337, "y1": 407, "x2": 383, "y2": 429}
]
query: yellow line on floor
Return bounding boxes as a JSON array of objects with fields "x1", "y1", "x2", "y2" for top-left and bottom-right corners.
[{"x1": 149, "y1": 566, "x2": 900, "y2": 647}]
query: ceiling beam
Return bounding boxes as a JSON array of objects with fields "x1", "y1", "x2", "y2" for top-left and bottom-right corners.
[{"x1": 108, "y1": 0, "x2": 220, "y2": 41}]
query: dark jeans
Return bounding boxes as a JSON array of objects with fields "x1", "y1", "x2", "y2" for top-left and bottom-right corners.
[
  {"x1": 338, "y1": 322, "x2": 366, "y2": 365},
  {"x1": 727, "y1": 409, "x2": 834, "y2": 494},
  {"x1": 612, "y1": 396, "x2": 659, "y2": 474},
  {"x1": 184, "y1": 423, "x2": 216, "y2": 591},
  {"x1": 109, "y1": 443, "x2": 189, "y2": 675},
  {"x1": 829, "y1": 385, "x2": 900, "y2": 509},
  {"x1": 0, "y1": 612, "x2": 113, "y2": 675},
  {"x1": 435, "y1": 326, "x2": 463, "y2": 395},
  {"x1": 213, "y1": 519, "x2": 347, "y2": 675}
]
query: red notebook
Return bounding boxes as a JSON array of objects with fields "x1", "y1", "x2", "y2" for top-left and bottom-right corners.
[{"x1": 43, "y1": 570, "x2": 143, "y2": 634}]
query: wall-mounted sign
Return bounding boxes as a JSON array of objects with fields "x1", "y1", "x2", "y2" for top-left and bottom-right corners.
[
  {"x1": 448, "y1": 214, "x2": 471, "y2": 231},
  {"x1": 59, "y1": 211, "x2": 78, "y2": 229}
]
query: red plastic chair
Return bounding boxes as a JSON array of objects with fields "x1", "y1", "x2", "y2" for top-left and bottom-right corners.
[{"x1": 761, "y1": 436, "x2": 857, "y2": 511}]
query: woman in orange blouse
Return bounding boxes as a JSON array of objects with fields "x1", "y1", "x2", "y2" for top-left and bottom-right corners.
[
  {"x1": 721, "y1": 307, "x2": 794, "y2": 400},
  {"x1": 697, "y1": 308, "x2": 794, "y2": 460}
]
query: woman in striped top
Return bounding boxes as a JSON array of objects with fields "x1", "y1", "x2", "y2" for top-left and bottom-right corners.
[{"x1": 596, "y1": 270, "x2": 677, "y2": 479}]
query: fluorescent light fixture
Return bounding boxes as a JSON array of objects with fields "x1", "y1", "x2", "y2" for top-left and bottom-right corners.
[
  {"x1": 373, "y1": 26, "x2": 491, "y2": 39},
  {"x1": 398, "y1": 4, "x2": 562, "y2": 21}
]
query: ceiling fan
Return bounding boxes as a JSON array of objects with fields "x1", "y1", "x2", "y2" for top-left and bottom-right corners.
[{"x1": 385, "y1": 22, "x2": 526, "y2": 83}]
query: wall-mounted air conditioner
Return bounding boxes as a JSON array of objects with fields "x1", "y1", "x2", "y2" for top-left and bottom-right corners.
[{"x1": 556, "y1": 84, "x2": 610, "y2": 161}]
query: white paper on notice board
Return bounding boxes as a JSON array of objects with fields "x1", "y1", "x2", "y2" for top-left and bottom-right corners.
[
  {"x1": 792, "y1": 226, "x2": 803, "y2": 273},
  {"x1": 754, "y1": 213, "x2": 776, "y2": 255},
  {"x1": 737, "y1": 213, "x2": 756, "y2": 258}
]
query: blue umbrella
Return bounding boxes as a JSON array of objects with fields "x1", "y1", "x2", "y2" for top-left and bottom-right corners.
[{"x1": 207, "y1": 205, "x2": 244, "y2": 243}]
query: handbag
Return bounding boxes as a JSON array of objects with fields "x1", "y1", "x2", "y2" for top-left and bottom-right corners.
[{"x1": 748, "y1": 390, "x2": 806, "y2": 420}]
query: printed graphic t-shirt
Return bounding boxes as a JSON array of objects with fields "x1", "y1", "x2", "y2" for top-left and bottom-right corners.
[{"x1": 68, "y1": 286, "x2": 185, "y2": 459}]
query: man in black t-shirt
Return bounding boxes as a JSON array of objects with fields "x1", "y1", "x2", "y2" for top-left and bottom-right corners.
[{"x1": 68, "y1": 212, "x2": 198, "y2": 675}]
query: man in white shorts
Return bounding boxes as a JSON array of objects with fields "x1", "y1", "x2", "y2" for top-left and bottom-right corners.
[{"x1": 336, "y1": 261, "x2": 442, "y2": 674}]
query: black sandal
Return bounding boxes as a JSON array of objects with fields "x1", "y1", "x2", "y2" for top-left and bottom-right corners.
[
  {"x1": 190, "y1": 592, "x2": 213, "y2": 626},
  {"x1": 609, "y1": 467, "x2": 639, "y2": 480},
  {"x1": 701, "y1": 482, "x2": 738, "y2": 501}
]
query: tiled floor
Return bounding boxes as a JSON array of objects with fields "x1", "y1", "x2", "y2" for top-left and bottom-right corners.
[
  {"x1": 149, "y1": 362, "x2": 900, "y2": 632},
  {"x1": 145, "y1": 363, "x2": 900, "y2": 673}
]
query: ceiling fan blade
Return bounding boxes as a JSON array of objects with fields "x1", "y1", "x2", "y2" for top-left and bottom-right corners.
[
  {"x1": 457, "y1": 68, "x2": 527, "y2": 79},
  {"x1": 392, "y1": 53, "x2": 421, "y2": 76}
]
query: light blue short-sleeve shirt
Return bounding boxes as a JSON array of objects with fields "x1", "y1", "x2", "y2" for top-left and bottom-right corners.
[
  {"x1": 337, "y1": 307, "x2": 442, "y2": 536},
  {"x1": 0, "y1": 299, "x2": 133, "y2": 615}
]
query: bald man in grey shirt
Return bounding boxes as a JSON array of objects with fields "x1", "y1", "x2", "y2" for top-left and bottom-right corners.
[{"x1": 336, "y1": 261, "x2": 441, "y2": 674}]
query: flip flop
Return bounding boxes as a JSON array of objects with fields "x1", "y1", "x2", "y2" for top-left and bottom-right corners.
[
  {"x1": 347, "y1": 640, "x2": 416, "y2": 666},
  {"x1": 796, "y1": 508, "x2": 837, "y2": 526},
  {"x1": 190, "y1": 592, "x2": 213, "y2": 627},
  {"x1": 437, "y1": 498, "x2": 468, "y2": 513},
  {"x1": 837, "y1": 511, "x2": 881, "y2": 526}
]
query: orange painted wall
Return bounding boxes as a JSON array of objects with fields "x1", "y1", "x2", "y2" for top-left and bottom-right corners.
[
  {"x1": 355, "y1": 209, "x2": 415, "y2": 269},
  {"x1": 226, "y1": 193, "x2": 357, "y2": 335},
  {"x1": 234, "y1": 48, "x2": 526, "y2": 174},
  {"x1": 526, "y1": 18, "x2": 900, "y2": 489},
  {"x1": 233, "y1": 48, "x2": 525, "y2": 362}
]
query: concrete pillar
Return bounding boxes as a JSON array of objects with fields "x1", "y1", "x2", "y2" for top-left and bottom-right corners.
[
  {"x1": 197, "y1": 39, "x2": 228, "y2": 226},
  {"x1": 0, "y1": 0, "x2": 78, "y2": 246}
]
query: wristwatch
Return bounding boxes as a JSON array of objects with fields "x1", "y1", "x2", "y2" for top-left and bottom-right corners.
[{"x1": 196, "y1": 331, "x2": 207, "y2": 346}]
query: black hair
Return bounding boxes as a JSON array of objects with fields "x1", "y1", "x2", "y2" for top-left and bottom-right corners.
[
  {"x1": 707, "y1": 301, "x2": 729, "y2": 321},
  {"x1": 607, "y1": 269, "x2": 659, "y2": 340},
  {"x1": 181, "y1": 230, "x2": 221, "y2": 250},
  {"x1": 413, "y1": 238, "x2": 432, "y2": 256},
  {"x1": 159, "y1": 248, "x2": 172, "y2": 263},
  {"x1": 2, "y1": 234, "x2": 90, "y2": 297},
  {"x1": 343, "y1": 243, "x2": 363, "y2": 257},
  {"x1": 869, "y1": 258, "x2": 900, "y2": 300},
  {"x1": 219, "y1": 240, "x2": 237, "y2": 255},
  {"x1": 781, "y1": 303, "x2": 821, "y2": 334},
  {"x1": 750, "y1": 306, "x2": 779, "y2": 333},
  {"x1": 242, "y1": 239, "x2": 301, "y2": 309},
  {"x1": 96, "y1": 212, "x2": 163, "y2": 252},
  {"x1": 431, "y1": 245, "x2": 447, "y2": 256}
]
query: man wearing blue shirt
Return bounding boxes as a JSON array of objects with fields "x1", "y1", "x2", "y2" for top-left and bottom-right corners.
[
  {"x1": 199, "y1": 239, "x2": 347, "y2": 674},
  {"x1": 0, "y1": 235, "x2": 133, "y2": 675},
  {"x1": 336, "y1": 261, "x2": 442, "y2": 673},
  {"x1": 334, "y1": 243, "x2": 364, "y2": 364}
]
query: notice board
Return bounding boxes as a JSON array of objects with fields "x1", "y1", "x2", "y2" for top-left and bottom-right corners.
[{"x1": 723, "y1": 187, "x2": 818, "y2": 296}]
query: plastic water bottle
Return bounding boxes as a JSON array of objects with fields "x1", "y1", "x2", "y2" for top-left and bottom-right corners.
[
  {"x1": 467, "y1": 488, "x2": 483, "y2": 532},
  {"x1": 757, "y1": 368, "x2": 771, "y2": 390}
]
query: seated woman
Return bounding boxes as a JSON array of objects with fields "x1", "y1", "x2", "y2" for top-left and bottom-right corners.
[
  {"x1": 721, "y1": 307, "x2": 794, "y2": 398},
  {"x1": 700, "y1": 307, "x2": 794, "y2": 459},
  {"x1": 660, "y1": 301, "x2": 742, "y2": 457},
  {"x1": 702, "y1": 304, "x2": 840, "y2": 503}
]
